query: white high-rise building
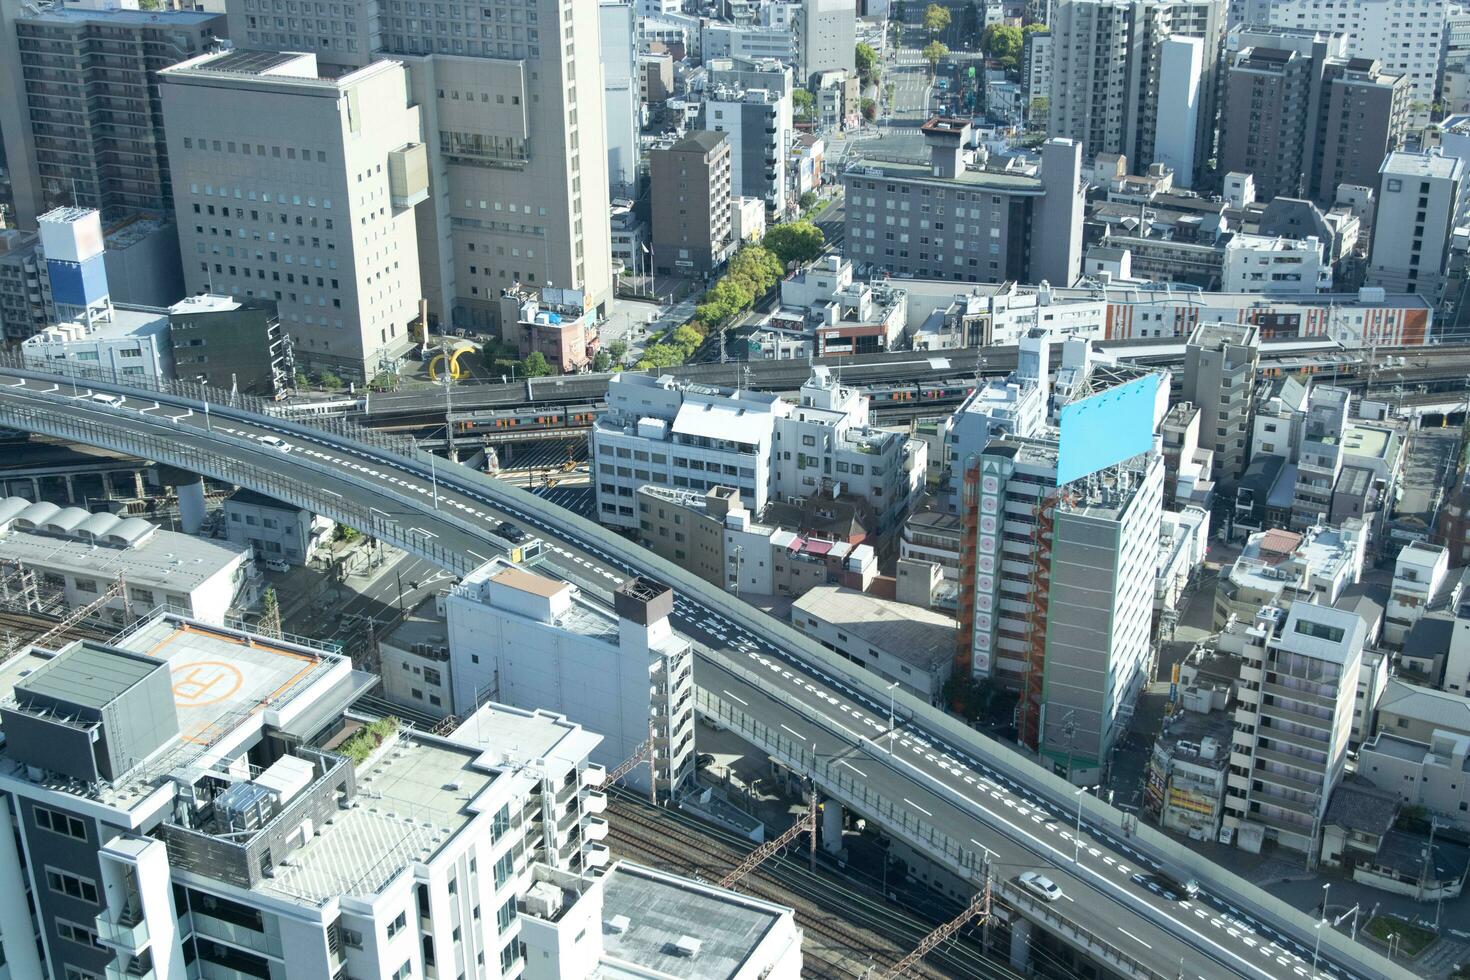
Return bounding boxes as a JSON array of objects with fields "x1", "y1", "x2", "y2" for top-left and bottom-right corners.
[
  {"x1": 1235, "y1": 0, "x2": 1447, "y2": 124},
  {"x1": 1368, "y1": 149, "x2": 1466, "y2": 304},
  {"x1": 600, "y1": 1, "x2": 641, "y2": 200},
  {"x1": 797, "y1": 0, "x2": 857, "y2": 83},
  {"x1": 443, "y1": 563, "x2": 696, "y2": 798},
  {"x1": 160, "y1": 51, "x2": 427, "y2": 381},
  {"x1": 1223, "y1": 602, "x2": 1364, "y2": 856}
]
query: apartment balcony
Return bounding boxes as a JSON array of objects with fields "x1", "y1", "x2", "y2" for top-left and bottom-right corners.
[
  {"x1": 96, "y1": 906, "x2": 149, "y2": 952},
  {"x1": 1262, "y1": 701, "x2": 1332, "y2": 734},
  {"x1": 1254, "y1": 765, "x2": 1322, "y2": 797},
  {"x1": 1251, "y1": 807, "x2": 1315, "y2": 840},
  {"x1": 1255, "y1": 788, "x2": 1317, "y2": 820},
  {"x1": 1261, "y1": 679, "x2": 1334, "y2": 709},
  {"x1": 1260, "y1": 723, "x2": 1328, "y2": 753},
  {"x1": 585, "y1": 842, "x2": 611, "y2": 868},
  {"x1": 583, "y1": 790, "x2": 607, "y2": 814},
  {"x1": 586, "y1": 817, "x2": 609, "y2": 842},
  {"x1": 105, "y1": 955, "x2": 155, "y2": 980}
]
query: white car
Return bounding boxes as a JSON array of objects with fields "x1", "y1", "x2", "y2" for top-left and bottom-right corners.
[
  {"x1": 1018, "y1": 871, "x2": 1062, "y2": 902},
  {"x1": 256, "y1": 435, "x2": 291, "y2": 453},
  {"x1": 263, "y1": 558, "x2": 290, "y2": 573},
  {"x1": 88, "y1": 392, "x2": 125, "y2": 408}
]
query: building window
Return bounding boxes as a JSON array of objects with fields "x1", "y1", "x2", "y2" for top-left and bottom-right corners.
[
  {"x1": 45, "y1": 868, "x2": 99, "y2": 904},
  {"x1": 34, "y1": 805, "x2": 87, "y2": 841}
]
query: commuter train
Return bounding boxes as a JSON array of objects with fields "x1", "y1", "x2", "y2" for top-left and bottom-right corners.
[{"x1": 457, "y1": 404, "x2": 602, "y2": 433}]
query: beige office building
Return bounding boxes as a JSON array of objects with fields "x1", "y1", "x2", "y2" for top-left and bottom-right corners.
[
  {"x1": 227, "y1": 0, "x2": 613, "y2": 333},
  {"x1": 160, "y1": 51, "x2": 427, "y2": 382}
]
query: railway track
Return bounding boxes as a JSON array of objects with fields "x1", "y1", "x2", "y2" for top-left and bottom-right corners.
[
  {"x1": 606, "y1": 791, "x2": 1013, "y2": 980},
  {"x1": 0, "y1": 608, "x2": 110, "y2": 653}
]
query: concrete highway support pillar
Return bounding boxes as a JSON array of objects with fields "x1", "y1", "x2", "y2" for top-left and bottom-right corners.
[
  {"x1": 1009, "y1": 918, "x2": 1033, "y2": 972},
  {"x1": 821, "y1": 796, "x2": 844, "y2": 855},
  {"x1": 158, "y1": 465, "x2": 207, "y2": 534}
]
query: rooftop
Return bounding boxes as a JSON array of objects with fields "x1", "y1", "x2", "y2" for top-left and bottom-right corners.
[
  {"x1": 16, "y1": 4, "x2": 221, "y2": 26},
  {"x1": 1323, "y1": 776, "x2": 1400, "y2": 836},
  {"x1": 491, "y1": 565, "x2": 570, "y2": 600},
  {"x1": 1155, "y1": 706, "x2": 1233, "y2": 769},
  {"x1": 1379, "y1": 679, "x2": 1470, "y2": 734},
  {"x1": 597, "y1": 862, "x2": 789, "y2": 979},
  {"x1": 1381, "y1": 149, "x2": 1464, "y2": 181},
  {"x1": 845, "y1": 157, "x2": 1044, "y2": 193},
  {"x1": 21, "y1": 306, "x2": 170, "y2": 346},
  {"x1": 792, "y1": 585, "x2": 955, "y2": 673}
]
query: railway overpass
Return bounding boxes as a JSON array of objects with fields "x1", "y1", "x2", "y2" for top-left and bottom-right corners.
[{"x1": 0, "y1": 360, "x2": 1410, "y2": 980}]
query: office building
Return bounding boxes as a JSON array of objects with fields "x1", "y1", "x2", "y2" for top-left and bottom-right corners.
[
  {"x1": 650, "y1": 132, "x2": 735, "y2": 276},
  {"x1": 601, "y1": 1, "x2": 640, "y2": 200},
  {"x1": 1223, "y1": 603, "x2": 1364, "y2": 857},
  {"x1": 0, "y1": 613, "x2": 627, "y2": 980},
  {"x1": 704, "y1": 58, "x2": 795, "y2": 217},
  {"x1": 20, "y1": 308, "x2": 173, "y2": 384},
  {"x1": 701, "y1": 22, "x2": 799, "y2": 65},
  {"x1": 1220, "y1": 27, "x2": 1409, "y2": 204},
  {"x1": 798, "y1": 0, "x2": 857, "y2": 83},
  {"x1": 167, "y1": 294, "x2": 289, "y2": 397},
  {"x1": 792, "y1": 585, "x2": 956, "y2": 705},
  {"x1": 0, "y1": 229, "x2": 48, "y2": 343},
  {"x1": 1221, "y1": 234, "x2": 1332, "y2": 294},
  {"x1": 1047, "y1": 0, "x2": 1226, "y2": 188},
  {"x1": 0, "y1": 0, "x2": 225, "y2": 227},
  {"x1": 227, "y1": 0, "x2": 613, "y2": 334},
  {"x1": 944, "y1": 332, "x2": 1051, "y2": 509},
  {"x1": 160, "y1": 51, "x2": 426, "y2": 382},
  {"x1": 1144, "y1": 700, "x2": 1234, "y2": 839},
  {"x1": 1368, "y1": 150, "x2": 1466, "y2": 304},
  {"x1": 0, "y1": 496, "x2": 255, "y2": 625},
  {"x1": 1233, "y1": 0, "x2": 1447, "y2": 124},
  {"x1": 842, "y1": 120, "x2": 1085, "y2": 287},
  {"x1": 1181, "y1": 322, "x2": 1258, "y2": 483},
  {"x1": 442, "y1": 563, "x2": 695, "y2": 799}
]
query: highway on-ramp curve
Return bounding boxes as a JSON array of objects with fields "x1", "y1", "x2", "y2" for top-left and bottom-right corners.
[{"x1": 0, "y1": 370, "x2": 1408, "y2": 980}]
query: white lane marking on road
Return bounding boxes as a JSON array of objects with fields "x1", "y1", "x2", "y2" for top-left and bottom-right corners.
[
  {"x1": 1118, "y1": 927, "x2": 1152, "y2": 950},
  {"x1": 839, "y1": 760, "x2": 867, "y2": 778},
  {"x1": 468, "y1": 550, "x2": 488, "y2": 563},
  {"x1": 779, "y1": 723, "x2": 807, "y2": 740},
  {"x1": 902, "y1": 798, "x2": 933, "y2": 817}
]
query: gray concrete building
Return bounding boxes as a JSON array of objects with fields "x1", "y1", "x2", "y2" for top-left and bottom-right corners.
[
  {"x1": 1369, "y1": 149, "x2": 1466, "y2": 304},
  {"x1": 226, "y1": 0, "x2": 613, "y2": 333},
  {"x1": 842, "y1": 120, "x2": 1084, "y2": 287},
  {"x1": 0, "y1": 0, "x2": 225, "y2": 227},
  {"x1": 1219, "y1": 27, "x2": 1408, "y2": 204},
  {"x1": 0, "y1": 228, "x2": 48, "y2": 343},
  {"x1": 160, "y1": 51, "x2": 427, "y2": 382},
  {"x1": 1182, "y1": 321, "x2": 1259, "y2": 483},
  {"x1": 167, "y1": 293, "x2": 289, "y2": 397},
  {"x1": 798, "y1": 0, "x2": 857, "y2": 84},
  {"x1": 1048, "y1": 0, "x2": 1226, "y2": 188},
  {"x1": 650, "y1": 131, "x2": 735, "y2": 276}
]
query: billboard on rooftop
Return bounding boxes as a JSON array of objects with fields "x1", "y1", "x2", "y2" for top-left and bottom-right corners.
[{"x1": 1056, "y1": 374, "x2": 1159, "y2": 487}]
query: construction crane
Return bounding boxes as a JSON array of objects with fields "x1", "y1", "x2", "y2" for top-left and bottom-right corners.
[
  {"x1": 883, "y1": 883, "x2": 990, "y2": 979},
  {"x1": 718, "y1": 790, "x2": 818, "y2": 887}
]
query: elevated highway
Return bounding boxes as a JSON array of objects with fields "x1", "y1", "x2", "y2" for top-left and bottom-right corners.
[{"x1": 0, "y1": 361, "x2": 1410, "y2": 980}]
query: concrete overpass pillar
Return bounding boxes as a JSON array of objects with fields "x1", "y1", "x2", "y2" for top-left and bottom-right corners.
[
  {"x1": 821, "y1": 796, "x2": 844, "y2": 856},
  {"x1": 1009, "y1": 918, "x2": 1032, "y2": 972}
]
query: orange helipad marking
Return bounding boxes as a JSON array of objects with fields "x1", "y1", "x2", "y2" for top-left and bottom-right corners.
[{"x1": 171, "y1": 661, "x2": 244, "y2": 708}]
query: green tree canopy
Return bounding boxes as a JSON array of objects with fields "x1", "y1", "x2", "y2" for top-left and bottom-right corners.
[
  {"x1": 922, "y1": 39, "x2": 949, "y2": 73},
  {"x1": 763, "y1": 221, "x2": 826, "y2": 267},
  {"x1": 521, "y1": 351, "x2": 553, "y2": 377},
  {"x1": 793, "y1": 88, "x2": 815, "y2": 120},
  {"x1": 592, "y1": 350, "x2": 613, "y2": 372},
  {"x1": 923, "y1": 3, "x2": 951, "y2": 35},
  {"x1": 982, "y1": 24, "x2": 1023, "y2": 70},
  {"x1": 861, "y1": 97, "x2": 877, "y2": 122},
  {"x1": 855, "y1": 42, "x2": 878, "y2": 84}
]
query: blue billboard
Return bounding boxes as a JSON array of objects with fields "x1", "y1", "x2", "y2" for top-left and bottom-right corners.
[
  {"x1": 46, "y1": 255, "x2": 109, "y2": 309},
  {"x1": 1056, "y1": 374, "x2": 1160, "y2": 487}
]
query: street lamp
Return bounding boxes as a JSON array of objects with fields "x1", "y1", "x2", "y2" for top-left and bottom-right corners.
[
  {"x1": 1312, "y1": 919, "x2": 1323, "y2": 973},
  {"x1": 885, "y1": 680, "x2": 899, "y2": 753},
  {"x1": 1073, "y1": 786, "x2": 1087, "y2": 864}
]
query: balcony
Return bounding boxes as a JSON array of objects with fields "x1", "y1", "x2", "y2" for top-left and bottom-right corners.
[
  {"x1": 580, "y1": 763, "x2": 607, "y2": 788},
  {"x1": 1260, "y1": 724, "x2": 1327, "y2": 753},
  {"x1": 1254, "y1": 765, "x2": 1322, "y2": 797},
  {"x1": 583, "y1": 790, "x2": 607, "y2": 814},
  {"x1": 585, "y1": 842, "x2": 610, "y2": 868},
  {"x1": 1261, "y1": 701, "x2": 1331, "y2": 734},
  {"x1": 586, "y1": 817, "x2": 609, "y2": 842},
  {"x1": 105, "y1": 954, "x2": 155, "y2": 980},
  {"x1": 96, "y1": 906, "x2": 149, "y2": 952}
]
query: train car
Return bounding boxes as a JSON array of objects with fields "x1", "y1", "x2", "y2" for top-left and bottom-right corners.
[{"x1": 918, "y1": 380, "x2": 975, "y2": 402}]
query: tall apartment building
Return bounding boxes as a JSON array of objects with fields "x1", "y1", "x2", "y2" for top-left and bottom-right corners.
[
  {"x1": 704, "y1": 57, "x2": 796, "y2": 217},
  {"x1": 0, "y1": 0, "x2": 225, "y2": 228},
  {"x1": 0, "y1": 613, "x2": 616, "y2": 980},
  {"x1": 1223, "y1": 603, "x2": 1364, "y2": 856},
  {"x1": 226, "y1": 0, "x2": 613, "y2": 332},
  {"x1": 0, "y1": 229, "x2": 48, "y2": 342},
  {"x1": 1181, "y1": 321, "x2": 1259, "y2": 483},
  {"x1": 1235, "y1": 0, "x2": 1447, "y2": 124},
  {"x1": 1047, "y1": 0, "x2": 1226, "y2": 189},
  {"x1": 1368, "y1": 149, "x2": 1466, "y2": 304},
  {"x1": 842, "y1": 120, "x2": 1085, "y2": 287},
  {"x1": 1290, "y1": 385, "x2": 1349, "y2": 528},
  {"x1": 441, "y1": 564, "x2": 696, "y2": 799},
  {"x1": 600, "y1": 1, "x2": 640, "y2": 200},
  {"x1": 160, "y1": 51, "x2": 427, "y2": 382},
  {"x1": 1219, "y1": 27, "x2": 1409, "y2": 204},
  {"x1": 650, "y1": 131, "x2": 735, "y2": 276}
]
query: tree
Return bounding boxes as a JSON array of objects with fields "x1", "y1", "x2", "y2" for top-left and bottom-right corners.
[
  {"x1": 923, "y1": 2, "x2": 950, "y2": 36},
  {"x1": 294, "y1": 371, "x2": 309, "y2": 390},
  {"x1": 521, "y1": 351, "x2": 554, "y2": 377},
  {"x1": 799, "y1": 191, "x2": 819, "y2": 211},
  {"x1": 319, "y1": 371, "x2": 344, "y2": 391},
  {"x1": 855, "y1": 42, "x2": 878, "y2": 85},
  {"x1": 792, "y1": 88, "x2": 815, "y2": 121},
  {"x1": 981, "y1": 24, "x2": 1023, "y2": 71},
  {"x1": 923, "y1": 40, "x2": 949, "y2": 74},
  {"x1": 606, "y1": 338, "x2": 629, "y2": 365},
  {"x1": 592, "y1": 350, "x2": 613, "y2": 372},
  {"x1": 1027, "y1": 95, "x2": 1049, "y2": 125},
  {"x1": 861, "y1": 97, "x2": 877, "y2": 122},
  {"x1": 763, "y1": 221, "x2": 826, "y2": 267}
]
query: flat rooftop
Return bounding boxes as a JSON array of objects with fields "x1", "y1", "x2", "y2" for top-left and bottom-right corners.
[
  {"x1": 598, "y1": 862, "x2": 787, "y2": 979},
  {"x1": 846, "y1": 157, "x2": 1043, "y2": 193},
  {"x1": 1342, "y1": 423, "x2": 1394, "y2": 461},
  {"x1": 261, "y1": 734, "x2": 494, "y2": 905},
  {"x1": 793, "y1": 585, "x2": 955, "y2": 673},
  {"x1": 22, "y1": 306, "x2": 170, "y2": 344},
  {"x1": 491, "y1": 564, "x2": 569, "y2": 600}
]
